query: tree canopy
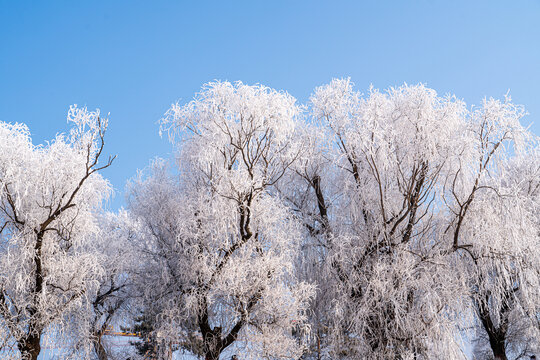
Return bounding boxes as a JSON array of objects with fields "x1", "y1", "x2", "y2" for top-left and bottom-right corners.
[{"x1": 0, "y1": 80, "x2": 538, "y2": 360}]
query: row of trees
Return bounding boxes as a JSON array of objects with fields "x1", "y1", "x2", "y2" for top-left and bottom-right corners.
[{"x1": 0, "y1": 80, "x2": 538, "y2": 360}]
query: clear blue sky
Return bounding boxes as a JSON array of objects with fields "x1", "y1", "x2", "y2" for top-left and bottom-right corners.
[{"x1": 1, "y1": 0, "x2": 539, "y2": 210}]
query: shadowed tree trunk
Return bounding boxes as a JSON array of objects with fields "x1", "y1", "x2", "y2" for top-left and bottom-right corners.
[
  {"x1": 93, "y1": 332, "x2": 108, "y2": 360},
  {"x1": 476, "y1": 290, "x2": 511, "y2": 360},
  {"x1": 18, "y1": 333, "x2": 41, "y2": 360}
]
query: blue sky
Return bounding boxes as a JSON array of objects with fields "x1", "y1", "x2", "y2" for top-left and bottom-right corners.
[{"x1": 1, "y1": 0, "x2": 539, "y2": 210}]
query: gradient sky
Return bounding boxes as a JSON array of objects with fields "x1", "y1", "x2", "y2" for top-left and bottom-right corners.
[{"x1": 1, "y1": 0, "x2": 539, "y2": 210}]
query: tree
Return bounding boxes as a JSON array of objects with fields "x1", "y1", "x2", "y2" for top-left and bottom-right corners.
[
  {"x1": 0, "y1": 106, "x2": 114, "y2": 360},
  {"x1": 460, "y1": 120, "x2": 540, "y2": 359},
  {"x1": 1, "y1": 79, "x2": 536, "y2": 360},
  {"x1": 126, "y1": 309, "x2": 159, "y2": 359},
  {"x1": 302, "y1": 79, "x2": 471, "y2": 358},
  {"x1": 298, "y1": 79, "x2": 539, "y2": 359},
  {"x1": 128, "y1": 81, "x2": 314, "y2": 360}
]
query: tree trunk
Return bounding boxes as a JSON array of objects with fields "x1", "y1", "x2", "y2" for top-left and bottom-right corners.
[
  {"x1": 203, "y1": 332, "x2": 223, "y2": 360},
  {"x1": 488, "y1": 335, "x2": 507, "y2": 360},
  {"x1": 18, "y1": 232, "x2": 44, "y2": 360},
  {"x1": 94, "y1": 337, "x2": 108, "y2": 360},
  {"x1": 205, "y1": 352, "x2": 219, "y2": 360},
  {"x1": 18, "y1": 333, "x2": 41, "y2": 360},
  {"x1": 476, "y1": 292, "x2": 510, "y2": 360}
]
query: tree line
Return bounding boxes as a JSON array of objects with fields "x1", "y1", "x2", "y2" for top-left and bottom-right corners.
[{"x1": 0, "y1": 80, "x2": 538, "y2": 360}]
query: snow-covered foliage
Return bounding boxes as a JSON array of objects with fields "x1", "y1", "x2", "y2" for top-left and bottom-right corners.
[
  {"x1": 296, "y1": 79, "x2": 539, "y2": 359},
  {"x1": 464, "y1": 139, "x2": 540, "y2": 360},
  {"x1": 0, "y1": 107, "x2": 114, "y2": 360},
  {"x1": 0, "y1": 80, "x2": 538, "y2": 360},
  {"x1": 128, "y1": 82, "x2": 314, "y2": 360},
  {"x1": 302, "y1": 79, "x2": 468, "y2": 359},
  {"x1": 65, "y1": 210, "x2": 136, "y2": 360}
]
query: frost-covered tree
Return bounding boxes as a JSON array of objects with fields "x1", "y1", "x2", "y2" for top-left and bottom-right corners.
[
  {"x1": 2, "y1": 79, "x2": 536, "y2": 360},
  {"x1": 0, "y1": 107, "x2": 114, "y2": 360},
  {"x1": 305, "y1": 79, "x2": 470, "y2": 359},
  {"x1": 302, "y1": 79, "x2": 539, "y2": 359},
  {"x1": 128, "y1": 82, "x2": 314, "y2": 360},
  {"x1": 458, "y1": 108, "x2": 540, "y2": 360}
]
